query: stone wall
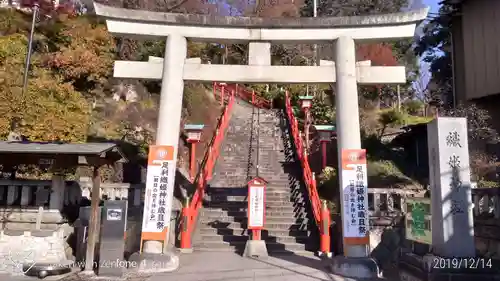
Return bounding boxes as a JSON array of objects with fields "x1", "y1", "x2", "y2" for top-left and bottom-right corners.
[
  {"x1": 0, "y1": 208, "x2": 65, "y2": 230},
  {"x1": 369, "y1": 217, "x2": 405, "y2": 274},
  {"x1": 0, "y1": 229, "x2": 69, "y2": 276},
  {"x1": 368, "y1": 215, "x2": 500, "y2": 275},
  {"x1": 474, "y1": 218, "x2": 500, "y2": 259}
]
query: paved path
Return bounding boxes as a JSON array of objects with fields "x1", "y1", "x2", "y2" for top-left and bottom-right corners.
[
  {"x1": 2, "y1": 252, "x2": 395, "y2": 281},
  {"x1": 148, "y1": 252, "x2": 388, "y2": 281}
]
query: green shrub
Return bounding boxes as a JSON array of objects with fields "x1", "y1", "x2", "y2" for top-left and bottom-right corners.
[
  {"x1": 378, "y1": 109, "x2": 405, "y2": 127},
  {"x1": 403, "y1": 99, "x2": 424, "y2": 115},
  {"x1": 477, "y1": 180, "x2": 500, "y2": 188},
  {"x1": 317, "y1": 166, "x2": 338, "y2": 212},
  {"x1": 367, "y1": 160, "x2": 416, "y2": 188},
  {"x1": 368, "y1": 160, "x2": 405, "y2": 178}
]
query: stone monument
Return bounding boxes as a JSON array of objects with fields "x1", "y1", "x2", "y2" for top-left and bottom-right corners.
[
  {"x1": 399, "y1": 117, "x2": 496, "y2": 281},
  {"x1": 427, "y1": 117, "x2": 475, "y2": 257}
]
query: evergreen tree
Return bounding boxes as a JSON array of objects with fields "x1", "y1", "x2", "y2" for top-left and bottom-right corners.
[{"x1": 415, "y1": 3, "x2": 456, "y2": 107}]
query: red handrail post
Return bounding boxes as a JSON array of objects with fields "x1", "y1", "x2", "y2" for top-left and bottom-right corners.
[
  {"x1": 180, "y1": 203, "x2": 193, "y2": 252},
  {"x1": 319, "y1": 200, "x2": 332, "y2": 257},
  {"x1": 206, "y1": 146, "x2": 214, "y2": 180},
  {"x1": 221, "y1": 86, "x2": 225, "y2": 106},
  {"x1": 252, "y1": 229, "x2": 261, "y2": 240},
  {"x1": 190, "y1": 142, "x2": 196, "y2": 181},
  {"x1": 252, "y1": 90, "x2": 255, "y2": 104}
]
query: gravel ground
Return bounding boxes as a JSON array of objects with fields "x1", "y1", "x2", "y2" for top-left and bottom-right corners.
[
  {"x1": 1, "y1": 270, "x2": 153, "y2": 281},
  {"x1": 56, "y1": 270, "x2": 154, "y2": 281}
]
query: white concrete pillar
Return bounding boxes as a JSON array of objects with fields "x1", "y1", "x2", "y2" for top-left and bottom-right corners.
[
  {"x1": 20, "y1": 186, "x2": 32, "y2": 206},
  {"x1": 248, "y1": 42, "x2": 271, "y2": 66},
  {"x1": 335, "y1": 36, "x2": 367, "y2": 258},
  {"x1": 49, "y1": 175, "x2": 65, "y2": 211},
  {"x1": 156, "y1": 34, "x2": 187, "y2": 144},
  {"x1": 144, "y1": 34, "x2": 187, "y2": 254}
]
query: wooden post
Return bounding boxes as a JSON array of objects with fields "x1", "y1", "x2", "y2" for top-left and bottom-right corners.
[
  {"x1": 35, "y1": 206, "x2": 43, "y2": 230},
  {"x1": 190, "y1": 143, "x2": 196, "y2": 181},
  {"x1": 84, "y1": 166, "x2": 101, "y2": 273}
]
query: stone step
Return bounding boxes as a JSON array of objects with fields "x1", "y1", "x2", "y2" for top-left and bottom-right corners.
[
  {"x1": 202, "y1": 204, "x2": 298, "y2": 212},
  {"x1": 200, "y1": 216, "x2": 306, "y2": 224},
  {"x1": 202, "y1": 209, "x2": 299, "y2": 218},
  {"x1": 208, "y1": 189, "x2": 296, "y2": 196},
  {"x1": 193, "y1": 241, "x2": 308, "y2": 252},
  {"x1": 203, "y1": 201, "x2": 306, "y2": 208},
  {"x1": 198, "y1": 227, "x2": 309, "y2": 237},
  {"x1": 207, "y1": 185, "x2": 295, "y2": 191},
  {"x1": 193, "y1": 246, "x2": 314, "y2": 255},
  {"x1": 197, "y1": 234, "x2": 309, "y2": 244},
  {"x1": 206, "y1": 195, "x2": 302, "y2": 203}
]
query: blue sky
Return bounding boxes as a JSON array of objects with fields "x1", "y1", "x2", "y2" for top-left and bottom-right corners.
[
  {"x1": 423, "y1": 0, "x2": 439, "y2": 13},
  {"x1": 414, "y1": 0, "x2": 439, "y2": 91}
]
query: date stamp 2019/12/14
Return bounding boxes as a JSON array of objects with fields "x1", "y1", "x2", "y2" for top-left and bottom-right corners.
[{"x1": 432, "y1": 257, "x2": 493, "y2": 270}]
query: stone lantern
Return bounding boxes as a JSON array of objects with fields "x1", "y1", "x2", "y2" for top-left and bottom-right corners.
[
  {"x1": 313, "y1": 125, "x2": 336, "y2": 169},
  {"x1": 298, "y1": 95, "x2": 314, "y2": 111},
  {"x1": 184, "y1": 124, "x2": 204, "y2": 180},
  {"x1": 298, "y1": 96, "x2": 314, "y2": 151}
]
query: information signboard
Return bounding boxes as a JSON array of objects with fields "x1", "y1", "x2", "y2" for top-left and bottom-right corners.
[
  {"x1": 247, "y1": 177, "x2": 266, "y2": 230},
  {"x1": 341, "y1": 149, "x2": 369, "y2": 239},
  {"x1": 405, "y1": 197, "x2": 432, "y2": 245},
  {"x1": 142, "y1": 145, "x2": 175, "y2": 239}
]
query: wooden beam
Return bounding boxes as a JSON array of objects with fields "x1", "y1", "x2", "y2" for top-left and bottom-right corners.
[{"x1": 84, "y1": 166, "x2": 101, "y2": 273}]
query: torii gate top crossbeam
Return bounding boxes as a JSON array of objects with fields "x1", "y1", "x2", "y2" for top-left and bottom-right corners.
[{"x1": 93, "y1": 3, "x2": 429, "y2": 43}]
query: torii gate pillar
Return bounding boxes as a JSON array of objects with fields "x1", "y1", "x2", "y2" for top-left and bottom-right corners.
[{"x1": 335, "y1": 36, "x2": 364, "y2": 257}]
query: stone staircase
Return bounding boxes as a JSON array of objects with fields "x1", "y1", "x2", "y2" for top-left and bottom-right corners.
[{"x1": 192, "y1": 98, "x2": 317, "y2": 255}]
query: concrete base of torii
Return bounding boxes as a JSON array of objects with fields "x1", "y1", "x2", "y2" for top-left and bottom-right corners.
[
  {"x1": 330, "y1": 256, "x2": 380, "y2": 279},
  {"x1": 127, "y1": 240, "x2": 180, "y2": 273},
  {"x1": 128, "y1": 252, "x2": 180, "y2": 273}
]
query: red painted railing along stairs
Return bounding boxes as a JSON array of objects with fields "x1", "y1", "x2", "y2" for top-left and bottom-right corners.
[
  {"x1": 213, "y1": 82, "x2": 272, "y2": 108},
  {"x1": 179, "y1": 83, "x2": 270, "y2": 250},
  {"x1": 285, "y1": 91, "x2": 331, "y2": 256},
  {"x1": 179, "y1": 87, "x2": 235, "y2": 251},
  {"x1": 179, "y1": 84, "x2": 330, "y2": 256}
]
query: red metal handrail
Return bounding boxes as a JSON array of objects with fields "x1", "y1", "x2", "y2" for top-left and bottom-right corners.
[
  {"x1": 284, "y1": 91, "x2": 330, "y2": 254},
  {"x1": 180, "y1": 87, "x2": 235, "y2": 250},
  {"x1": 213, "y1": 82, "x2": 271, "y2": 108},
  {"x1": 284, "y1": 91, "x2": 322, "y2": 226},
  {"x1": 285, "y1": 90, "x2": 330, "y2": 254}
]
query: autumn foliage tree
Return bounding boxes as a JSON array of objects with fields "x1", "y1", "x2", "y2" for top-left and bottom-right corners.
[
  {"x1": 41, "y1": 16, "x2": 115, "y2": 98},
  {"x1": 0, "y1": 33, "x2": 89, "y2": 142},
  {"x1": 356, "y1": 43, "x2": 399, "y2": 109}
]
